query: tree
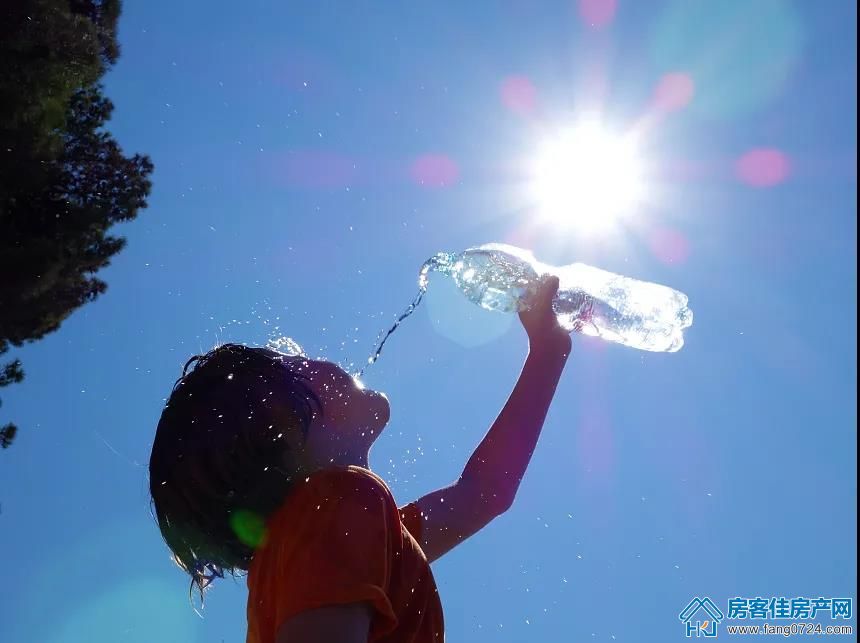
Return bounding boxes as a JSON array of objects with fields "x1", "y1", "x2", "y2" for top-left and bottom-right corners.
[{"x1": 0, "y1": 0, "x2": 153, "y2": 448}]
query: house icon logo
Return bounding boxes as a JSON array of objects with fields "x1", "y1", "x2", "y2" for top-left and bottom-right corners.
[{"x1": 679, "y1": 597, "x2": 724, "y2": 637}]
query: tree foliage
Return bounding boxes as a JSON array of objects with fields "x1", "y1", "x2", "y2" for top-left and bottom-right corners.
[{"x1": 0, "y1": 0, "x2": 153, "y2": 449}]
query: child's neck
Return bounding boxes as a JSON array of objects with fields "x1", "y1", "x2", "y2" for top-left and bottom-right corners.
[{"x1": 299, "y1": 446, "x2": 369, "y2": 475}]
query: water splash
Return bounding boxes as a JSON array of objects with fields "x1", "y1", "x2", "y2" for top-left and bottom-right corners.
[
  {"x1": 266, "y1": 336, "x2": 306, "y2": 357},
  {"x1": 355, "y1": 252, "x2": 456, "y2": 377}
]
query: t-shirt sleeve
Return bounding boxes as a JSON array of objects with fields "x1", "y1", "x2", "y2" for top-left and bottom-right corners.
[
  {"x1": 265, "y1": 471, "x2": 399, "y2": 638},
  {"x1": 398, "y1": 501, "x2": 424, "y2": 544}
]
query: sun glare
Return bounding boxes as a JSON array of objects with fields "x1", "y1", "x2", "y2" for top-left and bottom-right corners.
[{"x1": 529, "y1": 120, "x2": 645, "y2": 233}]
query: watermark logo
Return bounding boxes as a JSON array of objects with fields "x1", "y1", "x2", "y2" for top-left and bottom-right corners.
[
  {"x1": 680, "y1": 597, "x2": 724, "y2": 637},
  {"x1": 726, "y1": 596, "x2": 853, "y2": 620},
  {"x1": 680, "y1": 596, "x2": 853, "y2": 638}
]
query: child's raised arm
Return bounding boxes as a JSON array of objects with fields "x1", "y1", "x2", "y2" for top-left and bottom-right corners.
[{"x1": 412, "y1": 276, "x2": 572, "y2": 563}]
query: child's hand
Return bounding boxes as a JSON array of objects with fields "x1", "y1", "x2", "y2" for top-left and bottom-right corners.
[{"x1": 518, "y1": 275, "x2": 572, "y2": 356}]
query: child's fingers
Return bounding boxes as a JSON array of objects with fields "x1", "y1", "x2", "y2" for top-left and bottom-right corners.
[
  {"x1": 521, "y1": 276, "x2": 560, "y2": 326},
  {"x1": 540, "y1": 275, "x2": 560, "y2": 306}
]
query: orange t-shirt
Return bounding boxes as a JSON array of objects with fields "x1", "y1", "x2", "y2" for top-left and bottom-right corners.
[{"x1": 246, "y1": 465, "x2": 444, "y2": 643}]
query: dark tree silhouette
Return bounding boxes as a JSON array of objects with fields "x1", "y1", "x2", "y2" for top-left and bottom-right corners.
[{"x1": 0, "y1": 0, "x2": 153, "y2": 449}]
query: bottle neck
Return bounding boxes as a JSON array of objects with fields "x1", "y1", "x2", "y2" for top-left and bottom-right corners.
[{"x1": 418, "y1": 251, "x2": 458, "y2": 288}]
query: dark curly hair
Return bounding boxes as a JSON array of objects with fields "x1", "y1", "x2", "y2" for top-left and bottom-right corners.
[{"x1": 149, "y1": 343, "x2": 322, "y2": 598}]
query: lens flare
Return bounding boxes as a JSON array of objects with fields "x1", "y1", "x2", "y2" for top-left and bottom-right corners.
[
  {"x1": 736, "y1": 148, "x2": 791, "y2": 187},
  {"x1": 500, "y1": 75, "x2": 538, "y2": 116},
  {"x1": 410, "y1": 154, "x2": 459, "y2": 188}
]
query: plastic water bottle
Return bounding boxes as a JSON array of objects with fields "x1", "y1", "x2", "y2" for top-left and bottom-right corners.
[{"x1": 419, "y1": 243, "x2": 693, "y2": 352}]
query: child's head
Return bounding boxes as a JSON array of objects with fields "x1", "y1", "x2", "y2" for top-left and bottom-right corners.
[{"x1": 149, "y1": 343, "x2": 390, "y2": 592}]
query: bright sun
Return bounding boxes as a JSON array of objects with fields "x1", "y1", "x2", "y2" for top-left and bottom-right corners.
[{"x1": 529, "y1": 120, "x2": 645, "y2": 232}]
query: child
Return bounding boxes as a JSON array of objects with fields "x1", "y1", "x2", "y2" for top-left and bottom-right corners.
[{"x1": 149, "y1": 276, "x2": 571, "y2": 643}]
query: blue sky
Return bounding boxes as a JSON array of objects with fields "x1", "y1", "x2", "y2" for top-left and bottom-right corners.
[{"x1": 0, "y1": 1, "x2": 856, "y2": 641}]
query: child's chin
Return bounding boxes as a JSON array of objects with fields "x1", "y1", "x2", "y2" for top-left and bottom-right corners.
[{"x1": 365, "y1": 391, "x2": 391, "y2": 427}]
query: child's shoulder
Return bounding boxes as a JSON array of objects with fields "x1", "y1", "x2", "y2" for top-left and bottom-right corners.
[{"x1": 298, "y1": 465, "x2": 395, "y2": 507}]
